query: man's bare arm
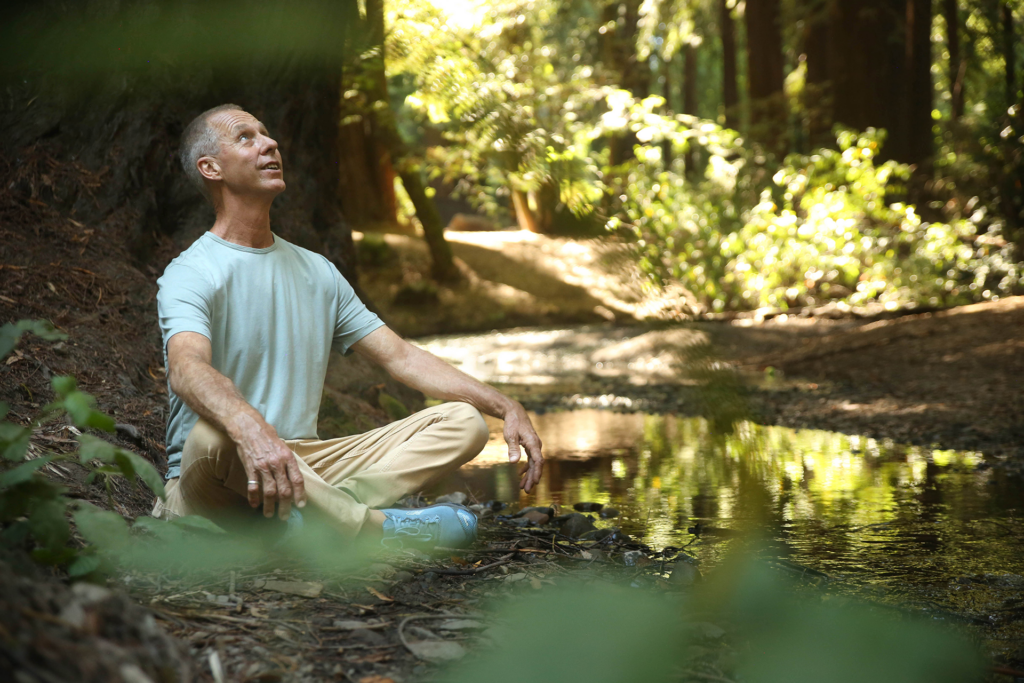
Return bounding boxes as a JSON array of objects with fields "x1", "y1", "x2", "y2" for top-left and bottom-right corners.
[
  {"x1": 167, "y1": 331, "x2": 305, "y2": 519},
  {"x1": 351, "y1": 327, "x2": 544, "y2": 492}
]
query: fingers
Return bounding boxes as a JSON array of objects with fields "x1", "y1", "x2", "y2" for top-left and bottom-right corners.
[
  {"x1": 260, "y1": 468, "x2": 277, "y2": 518},
  {"x1": 506, "y1": 433, "x2": 521, "y2": 464},
  {"x1": 518, "y1": 433, "x2": 544, "y2": 493},
  {"x1": 244, "y1": 462, "x2": 260, "y2": 508},
  {"x1": 288, "y1": 459, "x2": 306, "y2": 509}
]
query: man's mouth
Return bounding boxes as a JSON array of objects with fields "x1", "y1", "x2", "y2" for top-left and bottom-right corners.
[{"x1": 262, "y1": 163, "x2": 281, "y2": 171}]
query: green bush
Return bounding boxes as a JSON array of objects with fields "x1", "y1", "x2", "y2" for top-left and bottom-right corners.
[
  {"x1": 0, "y1": 320, "x2": 165, "y2": 576},
  {"x1": 622, "y1": 125, "x2": 1021, "y2": 312}
]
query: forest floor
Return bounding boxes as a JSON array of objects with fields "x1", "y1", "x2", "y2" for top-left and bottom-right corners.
[{"x1": 2, "y1": 216, "x2": 1023, "y2": 682}]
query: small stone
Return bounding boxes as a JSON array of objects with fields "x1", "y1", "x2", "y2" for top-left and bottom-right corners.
[
  {"x1": 58, "y1": 601, "x2": 86, "y2": 629},
  {"x1": 599, "y1": 507, "x2": 620, "y2": 519},
  {"x1": 573, "y1": 502, "x2": 604, "y2": 513},
  {"x1": 521, "y1": 510, "x2": 550, "y2": 525},
  {"x1": 436, "y1": 492, "x2": 468, "y2": 506},
  {"x1": 623, "y1": 550, "x2": 643, "y2": 566},
  {"x1": 71, "y1": 582, "x2": 112, "y2": 605},
  {"x1": 670, "y1": 561, "x2": 701, "y2": 587},
  {"x1": 558, "y1": 513, "x2": 596, "y2": 539},
  {"x1": 393, "y1": 571, "x2": 414, "y2": 582}
]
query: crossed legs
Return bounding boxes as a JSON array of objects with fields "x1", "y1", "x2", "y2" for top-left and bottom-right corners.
[{"x1": 163, "y1": 402, "x2": 489, "y2": 539}]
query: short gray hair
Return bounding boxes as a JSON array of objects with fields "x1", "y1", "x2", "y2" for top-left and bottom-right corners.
[{"x1": 179, "y1": 104, "x2": 245, "y2": 198}]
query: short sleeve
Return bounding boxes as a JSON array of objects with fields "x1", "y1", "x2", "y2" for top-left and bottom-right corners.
[
  {"x1": 156, "y1": 263, "x2": 214, "y2": 351},
  {"x1": 330, "y1": 262, "x2": 385, "y2": 355}
]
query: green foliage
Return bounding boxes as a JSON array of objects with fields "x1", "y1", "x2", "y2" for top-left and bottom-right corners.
[
  {"x1": 623, "y1": 124, "x2": 1021, "y2": 311},
  {"x1": 0, "y1": 321, "x2": 164, "y2": 574},
  {"x1": 440, "y1": 559, "x2": 982, "y2": 683}
]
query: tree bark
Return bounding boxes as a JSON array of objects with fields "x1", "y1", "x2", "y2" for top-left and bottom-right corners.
[
  {"x1": 802, "y1": 0, "x2": 832, "y2": 147},
  {"x1": 719, "y1": 0, "x2": 739, "y2": 129},
  {"x1": 829, "y1": 0, "x2": 908, "y2": 162},
  {"x1": 744, "y1": 0, "x2": 787, "y2": 155},
  {"x1": 944, "y1": 0, "x2": 965, "y2": 121},
  {"x1": 662, "y1": 50, "x2": 673, "y2": 165},
  {"x1": 683, "y1": 43, "x2": 700, "y2": 178},
  {"x1": 1003, "y1": 2, "x2": 1017, "y2": 112},
  {"x1": 0, "y1": 0, "x2": 363, "y2": 285},
  {"x1": 906, "y1": 0, "x2": 934, "y2": 166}
]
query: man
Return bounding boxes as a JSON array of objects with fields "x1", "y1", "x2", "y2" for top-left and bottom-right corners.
[{"x1": 151, "y1": 104, "x2": 544, "y2": 549}]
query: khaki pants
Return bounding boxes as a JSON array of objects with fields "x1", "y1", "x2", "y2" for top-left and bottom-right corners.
[{"x1": 151, "y1": 402, "x2": 489, "y2": 538}]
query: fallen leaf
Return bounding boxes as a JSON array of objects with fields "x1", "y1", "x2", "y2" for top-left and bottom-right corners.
[
  {"x1": 406, "y1": 640, "x2": 467, "y2": 662},
  {"x1": 261, "y1": 580, "x2": 323, "y2": 598},
  {"x1": 352, "y1": 652, "x2": 391, "y2": 664},
  {"x1": 366, "y1": 587, "x2": 394, "y2": 602},
  {"x1": 505, "y1": 573, "x2": 527, "y2": 583}
]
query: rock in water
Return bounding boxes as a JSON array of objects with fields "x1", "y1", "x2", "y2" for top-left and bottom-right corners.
[
  {"x1": 436, "y1": 492, "x2": 468, "y2": 506},
  {"x1": 671, "y1": 560, "x2": 702, "y2": 586},
  {"x1": 512, "y1": 506, "x2": 555, "y2": 519},
  {"x1": 558, "y1": 513, "x2": 596, "y2": 538},
  {"x1": 573, "y1": 502, "x2": 604, "y2": 513},
  {"x1": 521, "y1": 510, "x2": 551, "y2": 525},
  {"x1": 599, "y1": 507, "x2": 620, "y2": 519}
]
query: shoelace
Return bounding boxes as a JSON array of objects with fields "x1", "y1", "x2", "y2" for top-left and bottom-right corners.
[{"x1": 383, "y1": 514, "x2": 441, "y2": 547}]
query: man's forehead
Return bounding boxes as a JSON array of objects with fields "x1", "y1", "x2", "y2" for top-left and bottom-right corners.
[{"x1": 209, "y1": 109, "x2": 266, "y2": 133}]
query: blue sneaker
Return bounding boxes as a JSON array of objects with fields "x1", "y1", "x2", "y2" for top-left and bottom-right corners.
[{"x1": 380, "y1": 504, "x2": 478, "y2": 549}]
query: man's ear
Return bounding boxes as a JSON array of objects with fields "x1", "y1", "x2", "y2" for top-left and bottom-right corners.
[{"x1": 197, "y1": 157, "x2": 222, "y2": 182}]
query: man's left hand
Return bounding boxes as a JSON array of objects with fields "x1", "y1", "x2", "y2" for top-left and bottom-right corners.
[{"x1": 503, "y1": 403, "x2": 544, "y2": 492}]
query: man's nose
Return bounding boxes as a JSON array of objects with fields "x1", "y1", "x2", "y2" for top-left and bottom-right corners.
[{"x1": 260, "y1": 134, "x2": 279, "y2": 154}]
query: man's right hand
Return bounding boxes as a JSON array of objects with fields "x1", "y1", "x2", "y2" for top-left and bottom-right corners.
[
  {"x1": 167, "y1": 332, "x2": 307, "y2": 521},
  {"x1": 231, "y1": 413, "x2": 307, "y2": 520}
]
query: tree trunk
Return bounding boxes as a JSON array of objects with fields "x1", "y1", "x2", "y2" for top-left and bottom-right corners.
[
  {"x1": 1003, "y1": 2, "x2": 1017, "y2": 113},
  {"x1": 602, "y1": 0, "x2": 650, "y2": 165},
  {"x1": 744, "y1": 0, "x2": 787, "y2": 155},
  {"x1": 0, "y1": 0, "x2": 363, "y2": 286},
  {"x1": 719, "y1": 0, "x2": 739, "y2": 129},
  {"x1": 944, "y1": 0, "x2": 965, "y2": 121},
  {"x1": 802, "y1": 0, "x2": 832, "y2": 147},
  {"x1": 829, "y1": 0, "x2": 908, "y2": 162},
  {"x1": 683, "y1": 43, "x2": 701, "y2": 178},
  {"x1": 662, "y1": 50, "x2": 673, "y2": 165},
  {"x1": 906, "y1": 0, "x2": 934, "y2": 166},
  {"x1": 364, "y1": 0, "x2": 458, "y2": 282}
]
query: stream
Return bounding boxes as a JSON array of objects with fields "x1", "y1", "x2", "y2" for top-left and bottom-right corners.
[{"x1": 420, "y1": 326, "x2": 1024, "y2": 659}]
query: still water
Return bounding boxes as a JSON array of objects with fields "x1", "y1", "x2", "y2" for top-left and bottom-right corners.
[{"x1": 434, "y1": 408, "x2": 1024, "y2": 654}]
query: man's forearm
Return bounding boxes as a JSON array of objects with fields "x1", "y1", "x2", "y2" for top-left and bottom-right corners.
[
  {"x1": 388, "y1": 346, "x2": 516, "y2": 419},
  {"x1": 170, "y1": 357, "x2": 269, "y2": 441}
]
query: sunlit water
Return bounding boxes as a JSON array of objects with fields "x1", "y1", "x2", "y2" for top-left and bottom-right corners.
[{"x1": 421, "y1": 329, "x2": 1024, "y2": 658}]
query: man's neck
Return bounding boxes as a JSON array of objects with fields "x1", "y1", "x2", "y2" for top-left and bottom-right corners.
[{"x1": 209, "y1": 194, "x2": 276, "y2": 249}]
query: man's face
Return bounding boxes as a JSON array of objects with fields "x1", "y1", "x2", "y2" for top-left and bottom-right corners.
[{"x1": 200, "y1": 109, "x2": 285, "y2": 199}]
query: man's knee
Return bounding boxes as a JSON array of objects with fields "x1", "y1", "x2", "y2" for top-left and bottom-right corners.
[
  {"x1": 446, "y1": 402, "x2": 489, "y2": 461},
  {"x1": 182, "y1": 418, "x2": 236, "y2": 468}
]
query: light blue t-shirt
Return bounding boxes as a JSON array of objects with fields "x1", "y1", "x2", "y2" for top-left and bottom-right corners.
[{"x1": 156, "y1": 232, "x2": 385, "y2": 478}]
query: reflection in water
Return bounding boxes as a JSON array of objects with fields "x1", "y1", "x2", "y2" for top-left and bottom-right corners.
[{"x1": 436, "y1": 409, "x2": 1024, "y2": 640}]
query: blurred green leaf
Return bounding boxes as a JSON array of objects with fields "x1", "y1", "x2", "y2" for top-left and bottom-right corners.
[
  {"x1": 0, "y1": 456, "x2": 57, "y2": 489},
  {"x1": 27, "y1": 498, "x2": 71, "y2": 552},
  {"x1": 443, "y1": 585, "x2": 688, "y2": 683},
  {"x1": 0, "y1": 422, "x2": 31, "y2": 462},
  {"x1": 77, "y1": 434, "x2": 118, "y2": 464},
  {"x1": 67, "y1": 553, "x2": 102, "y2": 577},
  {"x1": 63, "y1": 391, "x2": 115, "y2": 432},
  {"x1": 73, "y1": 503, "x2": 130, "y2": 552},
  {"x1": 170, "y1": 515, "x2": 228, "y2": 535},
  {"x1": 51, "y1": 376, "x2": 77, "y2": 397}
]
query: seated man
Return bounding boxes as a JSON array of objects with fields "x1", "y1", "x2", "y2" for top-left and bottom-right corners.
[{"x1": 151, "y1": 104, "x2": 544, "y2": 549}]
